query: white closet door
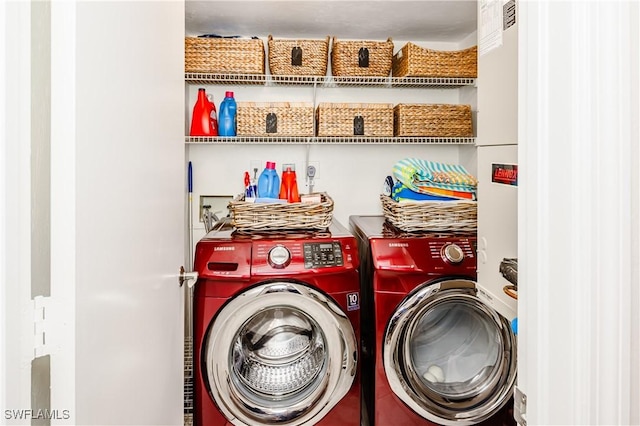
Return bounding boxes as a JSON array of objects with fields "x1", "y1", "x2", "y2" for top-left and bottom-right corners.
[{"x1": 63, "y1": 1, "x2": 185, "y2": 424}]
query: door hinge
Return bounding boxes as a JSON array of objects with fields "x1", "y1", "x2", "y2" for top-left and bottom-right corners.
[
  {"x1": 179, "y1": 266, "x2": 198, "y2": 288},
  {"x1": 33, "y1": 295, "x2": 51, "y2": 358},
  {"x1": 514, "y1": 386, "x2": 527, "y2": 426}
]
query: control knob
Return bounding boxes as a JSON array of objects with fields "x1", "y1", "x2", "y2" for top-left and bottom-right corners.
[
  {"x1": 268, "y1": 245, "x2": 291, "y2": 268},
  {"x1": 441, "y1": 243, "x2": 465, "y2": 264}
]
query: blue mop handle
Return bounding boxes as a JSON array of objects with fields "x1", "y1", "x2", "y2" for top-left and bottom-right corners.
[{"x1": 188, "y1": 161, "x2": 193, "y2": 193}]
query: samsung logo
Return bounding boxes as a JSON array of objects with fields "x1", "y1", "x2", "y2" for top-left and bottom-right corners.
[
  {"x1": 214, "y1": 246, "x2": 235, "y2": 251},
  {"x1": 388, "y1": 243, "x2": 409, "y2": 248}
]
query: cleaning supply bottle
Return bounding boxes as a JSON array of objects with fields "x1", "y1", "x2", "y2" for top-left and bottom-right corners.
[
  {"x1": 257, "y1": 161, "x2": 280, "y2": 199},
  {"x1": 206, "y1": 93, "x2": 219, "y2": 136},
  {"x1": 218, "y1": 91, "x2": 237, "y2": 136},
  {"x1": 279, "y1": 163, "x2": 300, "y2": 203},
  {"x1": 190, "y1": 88, "x2": 214, "y2": 136}
]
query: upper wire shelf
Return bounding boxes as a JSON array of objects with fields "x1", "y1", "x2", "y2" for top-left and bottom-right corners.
[
  {"x1": 185, "y1": 136, "x2": 476, "y2": 145},
  {"x1": 184, "y1": 73, "x2": 476, "y2": 89}
]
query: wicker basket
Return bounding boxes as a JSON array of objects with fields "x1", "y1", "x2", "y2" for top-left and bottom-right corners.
[
  {"x1": 394, "y1": 104, "x2": 473, "y2": 137},
  {"x1": 237, "y1": 102, "x2": 314, "y2": 136},
  {"x1": 392, "y1": 43, "x2": 477, "y2": 78},
  {"x1": 331, "y1": 37, "x2": 394, "y2": 77},
  {"x1": 229, "y1": 192, "x2": 333, "y2": 232},
  {"x1": 381, "y1": 194, "x2": 477, "y2": 233},
  {"x1": 185, "y1": 37, "x2": 265, "y2": 74},
  {"x1": 268, "y1": 35, "x2": 329, "y2": 76},
  {"x1": 316, "y1": 103, "x2": 394, "y2": 137}
]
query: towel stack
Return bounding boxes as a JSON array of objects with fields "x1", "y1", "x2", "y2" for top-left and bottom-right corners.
[{"x1": 390, "y1": 158, "x2": 477, "y2": 201}]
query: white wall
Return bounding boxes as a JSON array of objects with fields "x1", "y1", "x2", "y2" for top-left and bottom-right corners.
[{"x1": 186, "y1": 36, "x2": 479, "y2": 243}]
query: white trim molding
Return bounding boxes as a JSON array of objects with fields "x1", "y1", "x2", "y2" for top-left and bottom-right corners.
[{"x1": 519, "y1": 1, "x2": 640, "y2": 424}]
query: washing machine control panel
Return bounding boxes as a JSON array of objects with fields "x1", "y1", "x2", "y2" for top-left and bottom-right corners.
[{"x1": 303, "y1": 242, "x2": 343, "y2": 268}]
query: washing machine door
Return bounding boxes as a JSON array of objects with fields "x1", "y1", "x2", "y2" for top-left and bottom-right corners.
[
  {"x1": 203, "y1": 281, "x2": 357, "y2": 426},
  {"x1": 383, "y1": 278, "x2": 516, "y2": 425}
]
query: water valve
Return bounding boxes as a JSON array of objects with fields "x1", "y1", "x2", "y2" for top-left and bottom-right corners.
[{"x1": 307, "y1": 165, "x2": 316, "y2": 179}]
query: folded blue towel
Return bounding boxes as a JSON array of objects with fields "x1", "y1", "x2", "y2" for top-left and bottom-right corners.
[{"x1": 391, "y1": 182, "x2": 458, "y2": 202}]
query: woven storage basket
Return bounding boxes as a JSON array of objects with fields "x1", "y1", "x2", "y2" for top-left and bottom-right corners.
[
  {"x1": 392, "y1": 43, "x2": 477, "y2": 78},
  {"x1": 185, "y1": 37, "x2": 265, "y2": 74},
  {"x1": 381, "y1": 195, "x2": 477, "y2": 233},
  {"x1": 237, "y1": 102, "x2": 314, "y2": 136},
  {"x1": 394, "y1": 104, "x2": 473, "y2": 137},
  {"x1": 229, "y1": 192, "x2": 333, "y2": 232},
  {"x1": 316, "y1": 103, "x2": 394, "y2": 137},
  {"x1": 268, "y1": 35, "x2": 330, "y2": 76},
  {"x1": 331, "y1": 37, "x2": 394, "y2": 77}
]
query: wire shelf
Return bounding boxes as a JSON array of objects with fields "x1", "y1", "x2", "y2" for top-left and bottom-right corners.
[
  {"x1": 185, "y1": 136, "x2": 476, "y2": 145},
  {"x1": 184, "y1": 337, "x2": 194, "y2": 416},
  {"x1": 185, "y1": 73, "x2": 476, "y2": 89}
]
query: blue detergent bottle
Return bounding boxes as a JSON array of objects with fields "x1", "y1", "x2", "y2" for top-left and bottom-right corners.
[
  {"x1": 257, "y1": 161, "x2": 280, "y2": 199},
  {"x1": 218, "y1": 91, "x2": 237, "y2": 136}
]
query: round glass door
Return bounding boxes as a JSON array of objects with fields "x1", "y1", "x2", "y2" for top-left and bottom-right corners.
[
  {"x1": 204, "y1": 281, "x2": 357, "y2": 426},
  {"x1": 231, "y1": 307, "x2": 327, "y2": 402},
  {"x1": 384, "y1": 279, "x2": 516, "y2": 425}
]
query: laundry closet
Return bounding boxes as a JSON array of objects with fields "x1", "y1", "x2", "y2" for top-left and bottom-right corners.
[
  {"x1": 2, "y1": 1, "x2": 639, "y2": 426},
  {"x1": 184, "y1": 2, "x2": 518, "y2": 425}
]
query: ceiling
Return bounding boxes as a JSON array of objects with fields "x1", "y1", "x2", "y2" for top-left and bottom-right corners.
[{"x1": 186, "y1": 1, "x2": 478, "y2": 43}]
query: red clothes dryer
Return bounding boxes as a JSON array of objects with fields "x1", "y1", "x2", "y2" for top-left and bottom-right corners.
[
  {"x1": 350, "y1": 216, "x2": 516, "y2": 426},
  {"x1": 193, "y1": 219, "x2": 361, "y2": 426}
]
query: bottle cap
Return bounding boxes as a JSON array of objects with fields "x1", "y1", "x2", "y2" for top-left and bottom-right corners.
[
  {"x1": 225, "y1": 91, "x2": 234, "y2": 97},
  {"x1": 266, "y1": 161, "x2": 276, "y2": 169}
]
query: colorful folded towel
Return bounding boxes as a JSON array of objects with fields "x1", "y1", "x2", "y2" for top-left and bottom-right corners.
[
  {"x1": 392, "y1": 158, "x2": 477, "y2": 199},
  {"x1": 392, "y1": 181, "x2": 459, "y2": 202}
]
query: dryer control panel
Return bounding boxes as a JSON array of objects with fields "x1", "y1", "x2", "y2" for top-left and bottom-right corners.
[{"x1": 303, "y1": 242, "x2": 343, "y2": 268}]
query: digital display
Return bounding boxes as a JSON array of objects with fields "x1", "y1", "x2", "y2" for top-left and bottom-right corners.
[{"x1": 319, "y1": 243, "x2": 333, "y2": 250}]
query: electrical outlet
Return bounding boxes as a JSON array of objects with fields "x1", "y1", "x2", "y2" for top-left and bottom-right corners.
[{"x1": 307, "y1": 161, "x2": 320, "y2": 180}]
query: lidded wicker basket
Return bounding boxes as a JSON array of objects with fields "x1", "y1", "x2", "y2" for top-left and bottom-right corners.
[
  {"x1": 316, "y1": 103, "x2": 394, "y2": 137},
  {"x1": 392, "y1": 43, "x2": 477, "y2": 78},
  {"x1": 394, "y1": 104, "x2": 473, "y2": 137},
  {"x1": 331, "y1": 37, "x2": 394, "y2": 77},
  {"x1": 268, "y1": 35, "x2": 330, "y2": 76},
  {"x1": 185, "y1": 37, "x2": 265, "y2": 74},
  {"x1": 237, "y1": 102, "x2": 314, "y2": 136}
]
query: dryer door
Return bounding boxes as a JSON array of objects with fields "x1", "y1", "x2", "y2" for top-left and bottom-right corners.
[
  {"x1": 203, "y1": 281, "x2": 357, "y2": 426},
  {"x1": 383, "y1": 278, "x2": 516, "y2": 425}
]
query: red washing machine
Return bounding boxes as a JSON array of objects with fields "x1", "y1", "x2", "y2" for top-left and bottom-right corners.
[
  {"x1": 350, "y1": 216, "x2": 516, "y2": 426},
  {"x1": 193, "y1": 219, "x2": 361, "y2": 426}
]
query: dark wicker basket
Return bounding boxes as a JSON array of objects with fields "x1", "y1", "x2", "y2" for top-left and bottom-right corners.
[
  {"x1": 316, "y1": 103, "x2": 394, "y2": 137},
  {"x1": 393, "y1": 43, "x2": 477, "y2": 78},
  {"x1": 237, "y1": 102, "x2": 314, "y2": 136},
  {"x1": 394, "y1": 104, "x2": 473, "y2": 137},
  {"x1": 268, "y1": 35, "x2": 329, "y2": 76},
  {"x1": 185, "y1": 37, "x2": 265, "y2": 74},
  {"x1": 331, "y1": 37, "x2": 394, "y2": 77}
]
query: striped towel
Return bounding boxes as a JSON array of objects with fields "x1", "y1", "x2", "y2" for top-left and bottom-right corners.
[
  {"x1": 391, "y1": 181, "x2": 459, "y2": 202},
  {"x1": 392, "y1": 158, "x2": 477, "y2": 199}
]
